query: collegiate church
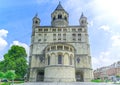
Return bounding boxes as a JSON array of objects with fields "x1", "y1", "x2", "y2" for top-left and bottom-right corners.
[{"x1": 28, "y1": 2, "x2": 93, "y2": 82}]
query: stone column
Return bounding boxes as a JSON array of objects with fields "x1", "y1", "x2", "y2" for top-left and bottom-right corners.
[{"x1": 29, "y1": 68, "x2": 37, "y2": 82}]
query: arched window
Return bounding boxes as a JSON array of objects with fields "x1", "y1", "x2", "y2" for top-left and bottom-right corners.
[
  {"x1": 35, "y1": 20, "x2": 38, "y2": 24},
  {"x1": 58, "y1": 55, "x2": 62, "y2": 64},
  {"x1": 64, "y1": 16, "x2": 67, "y2": 21},
  {"x1": 81, "y1": 20, "x2": 84, "y2": 24},
  {"x1": 70, "y1": 56, "x2": 72, "y2": 65},
  {"x1": 58, "y1": 14, "x2": 62, "y2": 19},
  {"x1": 53, "y1": 17, "x2": 56, "y2": 21},
  {"x1": 48, "y1": 56, "x2": 50, "y2": 65}
]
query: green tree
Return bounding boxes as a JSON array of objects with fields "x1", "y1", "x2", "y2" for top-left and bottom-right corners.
[
  {"x1": 0, "y1": 61, "x2": 5, "y2": 72},
  {"x1": 0, "y1": 71, "x2": 5, "y2": 80},
  {"x1": 5, "y1": 71, "x2": 15, "y2": 80},
  {"x1": 2, "y1": 45, "x2": 28, "y2": 78}
]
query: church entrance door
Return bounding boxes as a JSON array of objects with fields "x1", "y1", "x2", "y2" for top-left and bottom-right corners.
[
  {"x1": 36, "y1": 71, "x2": 44, "y2": 82},
  {"x1": 76, "y1": 72, "x2": 84, "y2": 82}
]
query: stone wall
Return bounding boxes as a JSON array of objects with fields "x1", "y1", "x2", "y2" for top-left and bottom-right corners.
[{"x1": 44, "y1": 66, "x2": 76, "y2": 82}]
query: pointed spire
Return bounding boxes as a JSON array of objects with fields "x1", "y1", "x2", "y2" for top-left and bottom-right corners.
[
  {"x1": 55, "y1": 1, "x2": 64, "y2": 11},
  {"x1": 33, "y1": 13, "x2": 40, "y2": 21},
  {"x1": 80, "y1": 12, "x2": 84, "y2": 18},
  {"x1": 35, "y1": 13, "x2": 38, "y2": 18}
]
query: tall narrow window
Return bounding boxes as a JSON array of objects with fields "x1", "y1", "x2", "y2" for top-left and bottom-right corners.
[
  {"x1": 58, "y1": 55, "x2": 62, "y2": 64},
  {"x1": 53, "y1": 17, "x2": 56, "y2": 21},
  {"x1": 64, "y1": 16, "x2": 67, "y2": 21},
  {"x1": 48, "y1": 56, "x2": 50, "y2": 65},
  {"x1": 77, "y1": 57, "x2": 80, "y2": 63},
  {"x1": 70, "y1": 56, "x2": 72, "y2": 65}
]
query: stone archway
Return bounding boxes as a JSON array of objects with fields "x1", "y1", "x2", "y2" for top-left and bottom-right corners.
[
  {"x1": 36, "y1": 71, "x2": 44, "y2": 82},
  {"x1": 76, "y1": 72, "x2": 84, "y2": 82}
]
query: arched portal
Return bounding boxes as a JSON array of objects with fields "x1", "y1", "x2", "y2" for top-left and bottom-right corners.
[
  {"x1": 76, "y1": 72, "x2": 84, "y2": 82},
  {"x1": 36, "y1": 71, "x2": 44, "y2": 82}
]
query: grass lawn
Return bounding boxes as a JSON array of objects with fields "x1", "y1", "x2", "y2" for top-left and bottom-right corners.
[{"x1": 0, "y1": 81, "x2": 24, "y2": 85}]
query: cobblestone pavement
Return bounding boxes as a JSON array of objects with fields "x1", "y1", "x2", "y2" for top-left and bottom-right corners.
[{"x1": 14, "y1": 82, "x2": 117, "y2": 85}]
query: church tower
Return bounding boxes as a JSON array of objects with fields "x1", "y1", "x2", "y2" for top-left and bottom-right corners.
[
  {"x1": 79, "y1": 13, "x2": 87, "y2": 27},
  {"x1": 51, "y1": 2, "x2": 68, "y2": 27},
  {"x1": 32, "y1": 13, "x2": 40, "y2": 27}
]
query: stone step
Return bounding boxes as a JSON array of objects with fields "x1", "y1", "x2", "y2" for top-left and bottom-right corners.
[{"x1": 14, "y1": 82, "x2": 116, "y2": 85}]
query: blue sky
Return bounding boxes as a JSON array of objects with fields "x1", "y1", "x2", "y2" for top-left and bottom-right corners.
[{"x1": 0, "y1": 0, "x2": 120, "y2": 69}]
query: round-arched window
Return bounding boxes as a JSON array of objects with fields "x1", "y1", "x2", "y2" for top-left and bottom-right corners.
[
  {"x1": 58, "y1": 14, "x2": 62, "y2": 19},
  {"x1": 53, "y1": 17, "x2": 56, "y2": 21},
  {"x1": 48, "y1": 56, "x2": 50, "y2": 65},
  {"x1": 58, "y1": 55, "x2": 62, "y2": 64}
]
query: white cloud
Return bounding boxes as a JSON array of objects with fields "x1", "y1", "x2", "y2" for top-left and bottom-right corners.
[
  {"x1": 0, "y1": 29, "x2": 8, "y2": 37},
  {"x1": 92, "y1": 34, "x2": 120, "y2": 69},
  {"x1": 111, "y1": 35, "x2": 120, "y2": 47},
  {"x1": 0, "y1": 29, "x2": 8, "y2": 51},
  {"x1": 11, "y1": 41, "x2": 29, "y2": 56},
  {"x1": 99, "y1": 25, "x2": 110, "y2": 32}
]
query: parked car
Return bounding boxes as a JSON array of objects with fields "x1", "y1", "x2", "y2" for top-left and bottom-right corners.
[{"x1": 1, "y1": 79, "x2": 8, "y2": 82}]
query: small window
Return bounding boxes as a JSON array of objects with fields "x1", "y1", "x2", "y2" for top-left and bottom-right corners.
[
  {"x1": 78, "y1": 34, "x2": 81, "y2": 36},
  {"x1": 72, "y1": 29, "x2": 76, "y2": 32},
  {"x1": 72, "y1": 34, "x2": 76, "y2": 37},
  {"x1": 64, "y1": 16, "x2": 67, "y2": 21},
  {"x1": 58, "y1": 38, "x2": 61, "y2": 40},
  {"x1": 47, "y1": 48, "x2": 50, "y2": 51},
  {"x1": 78, "y1": 28, "x2": 82, "y2": 32},
  {"x1": 44, "y1": 29, "x2": 48, "y2": 32},
  {"x1": 81, "y1": 20, "x2": 84, "y2": 24},
  {"x1": 70, "y1": 56, "x2": 72, "y2": 65},
  {"x1": 57, "y1": 46, "x2": 63, "y2": 50},
  {"x1": 53, "y1": 39, "x2": 56, "y2": 41},
  {"x1": 48, "y1": 56, "x2": 50, "y2": 65},
  {"x1": 64, "y1": 46, "x2": 69, "y2": 51},
  {"x1": 53, "y1": 17, "x2": 56, "y2": 21},
  {"x1": 58, "y1": 14, "x2": 62, "y2": 19},
  {"x1": 52, "y1": 29, "x2": 56, "y2": 32},
  {"x1": 58, "y1": 55, "x2": 62, "y2": 64},
  {"x1": 63, "y1": 29, "x2": 67, "y2": 32},
  {"x1": 70, "y1": 48, "x2": 73, "y2": 52},
  {"x1": 63, "y1": 34, "x2": 66, "y2": 36},
  {"x1": 58, "y1": 34, "x2": 61, "y2": 36},
  {"x1": 38, "y1": 39, "x2": 41, "y2": 42},
  {"x1": 53, "y1": 34, "x2": 56, "y2": 36},
  {"x1": 73, "y1": 38, "x2": 76, "y2": 41},
  {"x1": 44, "y1": 39, "x2": 47, "y2": 41},
  {"x1": 58, "y1": 29, "x2": 61, "y2": 32},
  {"x1": 39, "y1": 34, "x2": 41, "y2": 36},
  {"x1": 51, "y1": 46, "x2": 56, "y2": 50},
  {"x1": 63, "y1": 39, "x2": 66, "y2": 41},
  {"x1": 77, "y1": 57, "x2": 80, "y2": 63},
  {"x1": 35, "y1": 20, "x2": 38, "y2": 24},
  {"x1": 39, "y1": 29, "x2": 42, "y2": 32},
  {"x1": 78, "y1": 38, "x2": 81, "y2": 41}
]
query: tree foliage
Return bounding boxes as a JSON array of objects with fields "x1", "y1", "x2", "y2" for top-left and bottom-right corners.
[
  {"x1": 0, "y1": 71, "x2": 4, "y2": 79},
  {"x1": 5, "y1": 71, "x2": 15, "y2": 80},
  {"x1": 0, "y1": 45, "x2": 28, "y2": 78}
]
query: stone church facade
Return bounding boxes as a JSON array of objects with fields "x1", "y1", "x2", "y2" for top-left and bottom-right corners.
[{"x1": 28, "y1": 2, "x2": 93, "y2": 82}]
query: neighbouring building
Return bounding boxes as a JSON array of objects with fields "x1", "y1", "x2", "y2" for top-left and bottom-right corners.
[
  {"x1": 28, "y1": 2, "x2": 93, "y2": 82},
  {"x1": 94, "y1": 61, "x2": 120, "y2": 81}
]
